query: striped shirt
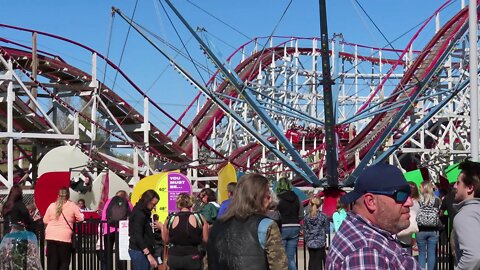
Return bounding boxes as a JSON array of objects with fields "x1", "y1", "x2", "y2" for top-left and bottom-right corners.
[{"x1": 325, "y1": 212, "x2": 421, "y2": 270}]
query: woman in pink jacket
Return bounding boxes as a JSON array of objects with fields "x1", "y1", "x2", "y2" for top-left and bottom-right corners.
[{"x1": 43, "y1": 187, "x2": 84, "y2": 270}]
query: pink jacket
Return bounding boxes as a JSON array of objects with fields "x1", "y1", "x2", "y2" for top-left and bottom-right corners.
[{"x1": 43, "y1": 200, "x2": 84, "y2": 243}]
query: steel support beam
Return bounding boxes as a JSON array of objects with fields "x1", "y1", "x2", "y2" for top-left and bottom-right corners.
[
  {"x1": 113, "y1": 6, "x2": 321, "y2": 186},
  {"x1": 469, "y1": 0, "x2": 479, "y2": 161},
  {"x1": 319, "y1": 0, "x2": 339, "y2": 186},
  {"x1": 163, "y1": 0, "x2": 321, "y2": 186}
]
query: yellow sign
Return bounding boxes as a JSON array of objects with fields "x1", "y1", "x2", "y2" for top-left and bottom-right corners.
[
  {"x1": 217, "y1": 162, "x2": 237, "y2": 203},
  {"x1": 131, "y1": 171, "x2": 192, "y2": 223}
]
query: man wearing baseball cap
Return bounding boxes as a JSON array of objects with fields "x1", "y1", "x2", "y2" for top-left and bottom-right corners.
[{"x1": 325, "y1": 163, "x2": 422, "y2": 269}]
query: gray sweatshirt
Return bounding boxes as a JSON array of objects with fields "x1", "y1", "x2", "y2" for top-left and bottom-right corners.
[{"x1": 453, "y1": 198, "x2": 480, "y2": 270}]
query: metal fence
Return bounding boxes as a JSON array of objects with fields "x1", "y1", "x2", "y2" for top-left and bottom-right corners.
[{"x1": 72, "y1": 219, "x2": 128, "y2": 270}]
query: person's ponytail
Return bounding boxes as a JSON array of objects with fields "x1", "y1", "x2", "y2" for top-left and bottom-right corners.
[{"x1": 55, "y1": 188, "x2": 70, "y2": 218}]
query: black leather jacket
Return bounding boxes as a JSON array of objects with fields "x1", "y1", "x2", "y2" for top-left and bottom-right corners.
[{"x1": 207, "y1": 215, "x2": 269, "y2": 270}]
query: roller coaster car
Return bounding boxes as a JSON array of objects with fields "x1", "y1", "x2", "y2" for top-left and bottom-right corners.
[
  {"x1": 285, "y1": 127, "x2": 325, "y2": 145},
  {"x1": 286, "y1": 129, "x2": 301, "y2": 144}
]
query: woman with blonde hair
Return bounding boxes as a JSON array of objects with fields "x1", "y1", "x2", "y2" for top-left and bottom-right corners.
[
  {"x1": 303, "y1": 196, "x2": 329, "y2": 270},
  {"x1": 43, "y1": 187, "x2": 84, "y2": 270},
  {"x1": 162, "y1": 192, "x2": 208, "y2": 270},
  {"x1": 416, "y1": 181, "x2": 441, "y2": 270}
]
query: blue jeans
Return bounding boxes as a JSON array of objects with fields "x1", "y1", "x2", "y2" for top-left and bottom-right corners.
[
  {"x1": 282, "y1": 226, "x2": 300, "y2": 270},
  {"x1": 416, "y1": 230, "x2": 439, "y2": 270},
  {"x1": 129, "y1": 249, "x2": 150, "y2": 270}
]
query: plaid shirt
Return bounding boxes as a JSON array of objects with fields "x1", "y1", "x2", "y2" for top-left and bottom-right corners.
[{"x1": 325, "y1": 212, "x2": 421, "y2": 270}]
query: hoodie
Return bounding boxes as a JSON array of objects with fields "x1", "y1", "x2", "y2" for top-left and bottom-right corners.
[
  {"x1": 277, "y1": 190, "x2": 301, "y2": 225},
  {"x1": 453, "y1": 198, "x2": 480, "y2": 270}
]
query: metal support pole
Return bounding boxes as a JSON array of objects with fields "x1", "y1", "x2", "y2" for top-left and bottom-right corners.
[
  {"x1": 32, "y1": 146, "x2": 38, "y2": 184},
  {"x1": 144, "y1": 97, "x2": 150, "y2": 175},
  {"x1": 30, "y1": 32, "x2": 38, "y2": 112},
  {"x1": 7, "y1": 59, "x2": 14, "y2": 188},
  {"x1": 319, "y1": 0, "x2": 339, "y2": 186},
  {"x1": 133, "y1": 150, "x2": 139, "y2": 183},
  {"x1": 115, "y1": 5, "x2": 321, "y2": 186},
  {"x1": 469, "y1": 0, "x2": 479, "y2": 161},
  {"x1": 162, "y1": 0, "x2": 321, "y2": 186},
  {"x1": 192, "y1": 136, "x2": 199, "y2": 189},
  {"x1": 91, "y1": 53, "x2": 98, "y2": 143}
]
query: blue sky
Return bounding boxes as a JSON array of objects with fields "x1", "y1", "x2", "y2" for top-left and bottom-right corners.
[{"x1": 0, "y1": 0, "x2": 465, "y2": 135}]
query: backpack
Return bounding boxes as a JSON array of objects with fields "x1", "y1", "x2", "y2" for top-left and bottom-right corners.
[
  {"x1": 416, "y1": 197, "x2": 440, "y2": 228},
  {"x1": 106, "y1": 196, "x2": 131, "y2": 225}
]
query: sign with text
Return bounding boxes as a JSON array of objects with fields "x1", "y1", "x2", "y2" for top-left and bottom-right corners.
[
  {"x1": 118, "y1": 220, "x2": 130, "y2": 260},
  {"x1": 131, "y1": 172, "x2": 192, "y2": 223},
  {"x1": 156, "y1": 172, "x2": 192, "y2": 223}
]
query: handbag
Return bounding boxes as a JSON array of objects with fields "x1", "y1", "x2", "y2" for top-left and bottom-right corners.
[
  {"x1": 416, "y1": 198, "x2": 440, "y2": 228},
  {"x1": 61, "y1": 211, "x2": 77, "y2": 251}
]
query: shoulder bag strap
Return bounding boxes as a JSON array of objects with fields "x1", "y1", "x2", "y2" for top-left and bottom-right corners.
[{"x1": 61, "y1": 211, "x2": 74, "y2": 231}]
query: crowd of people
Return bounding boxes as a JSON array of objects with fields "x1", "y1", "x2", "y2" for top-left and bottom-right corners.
[
  {"x1": 326, "y1": 161, "x2": 480, "y2": 270},
  {"x1": 0, "y1": 159, "x2": 479, "y2": 270}
]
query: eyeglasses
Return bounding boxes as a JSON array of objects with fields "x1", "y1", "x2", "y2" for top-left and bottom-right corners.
[{"x1": 366, "y1": 189, "x2": 410, "y2": 204}]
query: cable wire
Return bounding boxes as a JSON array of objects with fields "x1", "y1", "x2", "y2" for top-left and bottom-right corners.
[
  {"x1": 111, "y1": 0, "x2": 140, "y2": 90},
  {"x1": 185, "y1": 0, "x2": 252, "y2": 41}
]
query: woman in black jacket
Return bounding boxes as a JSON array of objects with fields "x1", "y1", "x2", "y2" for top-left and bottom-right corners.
[
  {"x1": 1, "y1": 184, "x2": 33, "y2": 233},
  {"x1": 128, "y1": 189, "x2": 162, "y2": 270}
]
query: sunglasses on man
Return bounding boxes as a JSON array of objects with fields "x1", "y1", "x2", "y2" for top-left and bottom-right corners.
[{"x1": 366, "y1": 189, "x2": 411, "y2": 203}]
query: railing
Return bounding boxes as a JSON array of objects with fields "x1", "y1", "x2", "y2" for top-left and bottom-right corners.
[{"x1": 72, "y1": 219, "x2": 128, "y2": 270}]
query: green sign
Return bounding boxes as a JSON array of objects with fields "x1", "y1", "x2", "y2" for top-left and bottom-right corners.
[{"x1": 445, "y1": 163, "x2": 460, "y2": 183}]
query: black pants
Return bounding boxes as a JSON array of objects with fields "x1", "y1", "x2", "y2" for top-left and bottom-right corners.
[
  {"x1": 47, "y1": 240, "x2": 72, "y2": 270},
  {"x1": 168, "y1": 254, "x2": 202, "y2": 270},
  {"x1": 100, "y1": 232, "x2": 127, "y2": 270},
  {"x1": 308, "y1": 247, "x2": 326, "y2": 270}
]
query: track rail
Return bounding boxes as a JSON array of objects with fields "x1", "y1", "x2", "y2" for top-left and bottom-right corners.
[
  {"x1": 182, "y1": 1, "x2": 476, "y2": 182},
  {"x1": 0, "y1": 44, "x2": 190, "y2": 163},
  {"x1": 177, "y1": 44, "x2": 409, "y2": 154}
]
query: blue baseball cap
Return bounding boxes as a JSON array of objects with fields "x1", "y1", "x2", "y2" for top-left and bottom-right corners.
[{"x1": 341, "y1": 163, "x2": 411, "y2": 204}]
